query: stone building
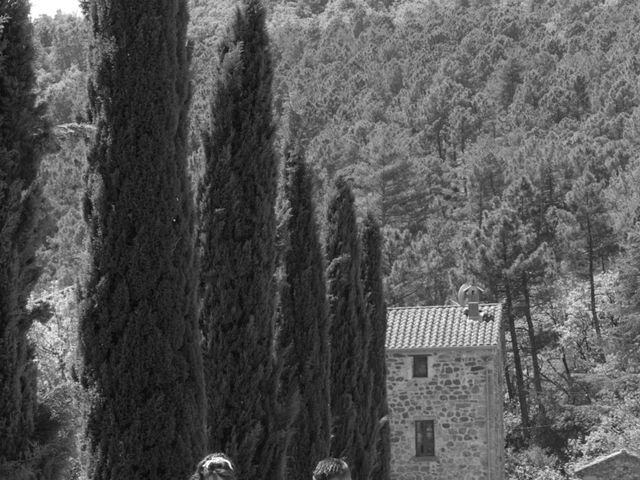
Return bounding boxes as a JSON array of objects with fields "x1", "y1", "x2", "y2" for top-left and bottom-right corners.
[
  {"x1": 385, "y1": 295, "x2": 504, "y2": 480},
  {"x1": 574, "y1": 449, "x2": 640, "y2": 480}
]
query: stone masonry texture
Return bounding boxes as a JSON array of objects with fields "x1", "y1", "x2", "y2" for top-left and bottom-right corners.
[{"x1": 386, "y1": 348, "x2": 504, "y2": 480}]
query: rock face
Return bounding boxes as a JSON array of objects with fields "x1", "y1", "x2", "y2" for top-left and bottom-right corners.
[
  {"x1": 574, "y1": 450, "x2": 640, "y2": 480},
  {"x1": 385, "y1": 304, "x2": 504, "y2": 480}
]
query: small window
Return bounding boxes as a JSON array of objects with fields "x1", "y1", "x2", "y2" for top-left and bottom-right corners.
[
  {"x1": 413, "y1": 355, "x2": 429, "y2": 378},
  {"x1": 415, "y1": 420, "x2": 435, "y2": 457}
]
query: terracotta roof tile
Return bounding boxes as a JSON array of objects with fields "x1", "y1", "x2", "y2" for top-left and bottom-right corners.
[{"x1": 386, "y1": 304, "x2": 502, "y2": 350}]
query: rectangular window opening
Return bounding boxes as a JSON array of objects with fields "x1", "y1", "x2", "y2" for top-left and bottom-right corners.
[
  {"x1": 415, "y1": 420, "x2": 435, "y2": 457},
  {"x1": 413, "y1": 355, "x2": 429, "y2": 378}
]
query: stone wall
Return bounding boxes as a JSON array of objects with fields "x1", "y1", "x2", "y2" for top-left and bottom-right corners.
[{"x1": 387, "y1": 348, "x2": 504, "y2": 480}]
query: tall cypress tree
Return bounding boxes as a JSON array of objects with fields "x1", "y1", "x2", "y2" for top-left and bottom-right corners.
[
  {"x1": 279, "y1": 126, "x2": 331, "y2": 480},
  {"x1": 361, "y1": 213, "x2": 391, "y2": 480},
  {"x1": 78, "y1": 1, "x2": 205, "y2": 479},
  {"x1": 0, "y1": 0, "x2": 47, "y2": 471},
  {"x1": 199, "y1": 1, "x2": 292, "y2": 478},
  {"x1": 326, "y1": 177, "x2": 369, "y2": 473}
]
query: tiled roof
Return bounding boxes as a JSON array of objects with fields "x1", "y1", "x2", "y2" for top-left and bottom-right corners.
[{"x1": 385, "y1": 304, "x2": 502, "y2": 350}]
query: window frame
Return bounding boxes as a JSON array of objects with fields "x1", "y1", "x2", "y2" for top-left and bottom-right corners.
[
  {"x1": 412, "y1": 354, "x2": 429, "y2": 378},
  {"x1": 415, "y1": 419, "x2": 435, "y2": 458}
]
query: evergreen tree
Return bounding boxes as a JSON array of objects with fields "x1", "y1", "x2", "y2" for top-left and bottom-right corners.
[
  {"x1": 361, "y1": 213, "x2": 391, "y2": 480},
  {"x1": 279, "y1": 126, "x2": 331, "y2": 480},
  {"x1": 501, "y1": 177, "x2": 557, "y2": 433},
  {"x1": 0, "y1": 0, "x2": 47, "y2": 472},
  {"x1": 560, "y1": 170, "x2": 617, "y2": 351},
  {"x1": 469, "y1": 206, "x2": 531, "y2": 435},
  {"x1": 462, "y1": 139, "x2": 508, "y2": 227},
  {"x1": 199, "y1": 1, "x2": 293, "y2": 478},
  {"x1": 614, "y1": 227, "x2": 640, "y2": 369},
  {"x1": 78, "y1": 1, "x2": 205, "y2": 478},
  {"x1": 350, "y1": 123, "x2": 432, "y2": 231},
  {"x1": 496, "y1": 56, "x2": 522, "y2": 110},
  {"x1": 326, "y1": 177, "x2": 369, "y2": 473}
]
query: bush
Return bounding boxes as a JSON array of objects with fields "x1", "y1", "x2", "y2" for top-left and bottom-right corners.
[
  {"x1": 28, "y1": 285, "x2": 85, "y2": 480},
  {"x1": 505, "y1": 446, "x2": 574, "y2": 480}
]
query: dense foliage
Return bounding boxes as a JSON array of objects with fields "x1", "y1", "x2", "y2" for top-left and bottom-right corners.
[
  {"x1": 32, "y1": 12, "x2": 89, "y2": 126},
  {"x1": 361, "y1": 213, "x2": 391, "y2": 480},
  {"x1": 191, "y1": 0, "x2": 640, "y2": 474},
  {"x1": 78, "y1": 1, "x2": 206, "y2": 478},
  {"x1": 198, "y1": 1, "x2": 294, "y2": 479},
  {"x1": 325, "y1": 178, "x2": 370, "y2": 473},
  {"x1": 24, "y1": 0, "x2": 640, "y2": 478},
  {"x1": 0, "y1": 0, "x2": 48, "y2": 477},
  {"x1": 278, "y1": 122, "x2": 331, "y2": 480}
]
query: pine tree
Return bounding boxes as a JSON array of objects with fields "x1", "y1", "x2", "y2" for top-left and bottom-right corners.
[
  {"x1": 0, "y1": 0, "x2": 47, "y2": 471},
  {"x1": 326, "y1": 177, "x2": 369, "y2": 472},
  {"x1": 78, "y1": 1, "x2": 205, "y2": 478},
  {"x1": 496, "y1": 56, "x2": 522, "y2": 109},
  {"x1": 279, "y1": 126, "x2": 331, "y2": 480},
  {"x1": 615, "y1": 227, "x2": 640, "y2": 368},
  {"x1": 469, "y1": 206, "x2": 531, "y2": 435},
  {"x1": 560, "y1": 170, "x2": 617, "y2": 353},
  {"x1": 352, "y1": 123, "x2": 431, "y2": 231},
  {"x1": 501, "y1": 177, "x2": 557, "y2": 434},
  {"x1": 361, "y1": 213, "x2": 391, "y2": 480},
  {"x1": 199, "y1": 1, "x2": 293, "y2": 478}
]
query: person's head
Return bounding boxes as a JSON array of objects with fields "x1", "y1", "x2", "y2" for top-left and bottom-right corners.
[
  {"x1": 193, "y1": 453, "x2": 236, "y2": 480},
  {"x1": 312, "y1": 457, "x2": 351, "y2": 480}
]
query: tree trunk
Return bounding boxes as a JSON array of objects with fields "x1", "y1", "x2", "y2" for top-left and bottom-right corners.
[
  {"x1": 522, "y1": 274, "x2": 543, "y2": 403},
  {"x1": 505, "y1": 284, "x2": 530, "y2": 433},
  {"x1": 436, "y1": 129, "x2": 444, "y2": 161},
  {"x1": 586, "y1": 217, "x2": 605, "y2": 362},
  {"x1": 562, "y1": 348, "x2": 576, "y2": 404},
  {"x1": 504, "y1": 360, "x2": 515, "y2": 401},
  {"x1": 501, "y1": 321, "x2": 515, "y2": 401}
]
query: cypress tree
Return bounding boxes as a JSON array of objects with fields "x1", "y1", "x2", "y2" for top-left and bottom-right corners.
[
  {"x1": 279, "y1": 125, "x2": 331, "y2": 480},
  {"x1": 78, "y1": 1, "x2": 206, "y2": 479},
  {"x1": 0, "y1": 0, "x2": 47, "y2": 471},
  {"x1": 199, "y1": 1, "x2": 293, "y2": 478},
  {"x1": 326, "y1": 177, "x2": 369, "y2": 473},
  {"x1": 361, "y1": 213, "x2": 391, "y2": 480}
]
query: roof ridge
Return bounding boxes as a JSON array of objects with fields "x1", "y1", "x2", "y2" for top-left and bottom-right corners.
[
  {"x1": 387, "y1": 303, "x2": 501, "y2": 310},
  {"x1": 575, "y1": 449, "x2": 640, "y2": 472},
  {"x1": 387, "y1": 305, "x2": 459, "y2": 310}
]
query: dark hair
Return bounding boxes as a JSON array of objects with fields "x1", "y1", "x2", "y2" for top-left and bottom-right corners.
[{"x1": 312, "y1": 458, "x2": 350, "y2": 480}]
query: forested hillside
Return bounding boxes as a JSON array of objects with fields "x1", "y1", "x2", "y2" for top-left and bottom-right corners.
[{"x1": 30, "y1": 0, "x2": 640, "y2": 478}]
